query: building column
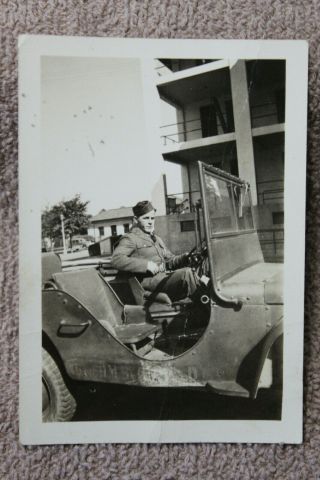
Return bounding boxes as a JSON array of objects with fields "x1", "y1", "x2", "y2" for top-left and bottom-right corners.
[
  {"x1": 151, "y1": 174, "x2": 167, "y2": 215},
  {"x1": 230, "y1": 60, "x2": 258, "y2": 205}
]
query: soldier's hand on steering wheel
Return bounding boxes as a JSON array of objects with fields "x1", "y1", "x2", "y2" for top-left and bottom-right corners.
[
  {"x1": 185, "y1": 244, "x2": 208, "y2": 269},
  {"x1": 187, "y1": 252, "x2": 202, "y2": 267},
  {"x1": 183, "y1": 249, "x2": 198, "y2": 266}
]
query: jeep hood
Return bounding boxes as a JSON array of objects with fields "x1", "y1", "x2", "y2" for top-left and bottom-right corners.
[{"x1": 220, "y1": 262, "x2": 283, "y2": 305}]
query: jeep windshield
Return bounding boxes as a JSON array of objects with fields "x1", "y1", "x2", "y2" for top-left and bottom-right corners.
[
  {"x1": 203, "y1": 170, "x2": 254, "y2": 236},
  {"x1": 199, "y1": 161, "x2": 264, "y2": 294}
]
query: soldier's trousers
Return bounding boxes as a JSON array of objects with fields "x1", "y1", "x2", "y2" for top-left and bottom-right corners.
[{"x1": 141, "y1": 267, "x2": 200, "y2": 302}]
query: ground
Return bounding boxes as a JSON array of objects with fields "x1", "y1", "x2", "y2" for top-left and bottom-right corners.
[{"x1": 71, "y1": 381, "x2": 282, "y2": 422}]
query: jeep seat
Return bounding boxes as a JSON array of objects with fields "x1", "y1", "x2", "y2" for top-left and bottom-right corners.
[
  {"x1": 128, "y1": 277, "x2": 171, "y2": 306},
  {"x1": 51, "y1": 268, "x2": 160, "y2": 347},
  {"x1": 42, "y1": 252, "x2": 62, "y2": 287}
]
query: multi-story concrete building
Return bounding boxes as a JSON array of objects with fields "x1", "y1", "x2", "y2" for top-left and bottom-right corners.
[{"x1": 155, "y1": 59, "x2": 285, "y2": 262}]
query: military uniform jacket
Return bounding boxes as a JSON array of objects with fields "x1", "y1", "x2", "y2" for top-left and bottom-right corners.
[{"x1": 111, "y1": 226, "x2": 187, "y2": 274}]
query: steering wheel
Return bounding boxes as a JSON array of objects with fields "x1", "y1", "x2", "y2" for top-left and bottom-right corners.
[{"x1": 187, "y1": 242, "x2": 208, "y2": 275}]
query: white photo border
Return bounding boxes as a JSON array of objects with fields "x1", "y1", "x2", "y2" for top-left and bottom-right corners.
[{"x1": 19, "y1": 36, "x2": 308, "y2": 445}]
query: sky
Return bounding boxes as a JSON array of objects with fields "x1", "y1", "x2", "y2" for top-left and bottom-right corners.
[{"x1": 41, "y1": 56, "x2": 182, "y2": 215}]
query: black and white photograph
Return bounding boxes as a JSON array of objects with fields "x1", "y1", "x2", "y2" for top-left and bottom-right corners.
[{"x1": 19, "y1": 37, "x2": 308, "y2": 444}]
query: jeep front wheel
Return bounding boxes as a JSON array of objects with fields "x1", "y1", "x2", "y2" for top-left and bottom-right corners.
[{"x1": 42, "y1": 348, "x2": 77, "y2": 422}]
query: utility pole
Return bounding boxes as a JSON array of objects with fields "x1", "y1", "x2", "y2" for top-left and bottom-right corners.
[{"x1": 60, "y1": 213, "x2": 67, "y2": 255}]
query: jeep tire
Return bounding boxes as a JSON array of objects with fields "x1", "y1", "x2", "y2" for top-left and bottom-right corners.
[{"x1": 42, "y1": 348, "x2": 76, "y2": 422}]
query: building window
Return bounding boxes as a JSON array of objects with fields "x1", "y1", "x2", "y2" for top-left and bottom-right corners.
[
  {"x1": 272, "y1": 212, "x2": 284, "y2": 225},
  {"x1": 98, "y1": 226, "x2": 104, "y2": 237},
  {"x1": 180, "y1": 221, "x2": 195, "y2": 232},
  {"x1": 111, "y1": 225, "x2": 117, "y2": 236},
  {"x1": 225, "y1": 99, "x2": 235, "y2": 132},
  {"x1": 123, "y1": 223, "x2": 130, "y2": 233},
  {"x1": 200, "y1": 104, "x2": 218, "y2": 137}
]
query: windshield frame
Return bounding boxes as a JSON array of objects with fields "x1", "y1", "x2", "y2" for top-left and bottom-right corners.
[
  {"x1": 198, "y1": 161, "x2": 259, "y2": 303},
  {"x1": 199, "y1": 163, "x2": 255, "y2": 238}
]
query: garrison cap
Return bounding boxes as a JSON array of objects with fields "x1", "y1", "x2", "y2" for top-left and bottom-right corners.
[{"x1": 132, "y1": 200, "x2": 155, "y2": 218}]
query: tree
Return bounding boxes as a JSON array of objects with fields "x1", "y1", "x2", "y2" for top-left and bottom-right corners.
[{"x1": 42, "y1": 195, "x2": 90, "y2": 247}]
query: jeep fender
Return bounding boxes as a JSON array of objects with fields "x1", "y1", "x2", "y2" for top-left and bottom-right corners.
[{"x1": 250, "y1": 319, "x2": 283, "y2": 399}]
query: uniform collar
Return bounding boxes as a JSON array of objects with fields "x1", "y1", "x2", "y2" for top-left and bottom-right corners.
[{"x1": 131, "y1": 226, "x2": 156, "y2": 243}]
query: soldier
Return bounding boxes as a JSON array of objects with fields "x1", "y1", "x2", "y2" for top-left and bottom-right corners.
[{"x1": 111, "y1": 200, "x2": 203, "y2": 302}]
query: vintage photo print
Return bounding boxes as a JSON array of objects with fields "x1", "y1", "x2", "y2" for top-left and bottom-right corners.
[{"x1": 19, "y1": 37, "x2": 308, "y2": 444}]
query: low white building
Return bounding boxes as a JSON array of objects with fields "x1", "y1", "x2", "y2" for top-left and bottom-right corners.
[{"x1": 88, "y1": 206, "x2": 133, "y2": 242}]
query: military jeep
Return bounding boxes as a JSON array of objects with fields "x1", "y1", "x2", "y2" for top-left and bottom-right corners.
[{"x1": 42, "y1": 161, "x2": 283, "y2": 422}]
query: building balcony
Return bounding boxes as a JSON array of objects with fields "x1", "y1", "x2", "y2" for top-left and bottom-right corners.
[
  {"x1": 163, "y1": 136, "x2": 237, "y2": 165},
  {"x1": 250, "y1": 101, "x2": 284, "y2": 129},
  {"x1": 166, "y1": 190, "x2": 201, "y2": 215},
  {"x1": 160, "y1": 115, "x2": 236, "y2": 164},
  {"x1": 157, "y1": 60, "x2": 231, "y2": 107},
  {"x1": 160, "y1": 112, "x2": 235, "y2": 146},
  {"x1": 257, "y1": 180, "x2": 284, "y2": 206},
  {"x1": 160, "y1": 120, "x2": 285, "y2": 165}
]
